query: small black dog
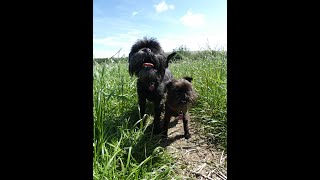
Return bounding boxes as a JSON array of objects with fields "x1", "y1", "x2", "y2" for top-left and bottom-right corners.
[
  {"x1": 162, "y1": 77, "x2": 197, "y2": 139},
  {"x1": 128, "y1": 37, "x2": 176, "y2": 134}
]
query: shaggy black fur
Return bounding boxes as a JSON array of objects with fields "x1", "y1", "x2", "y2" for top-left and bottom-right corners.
[
  {"x1": 162, "y1": 77, "x2": 197, "y2": 139},
  {"x1": 128, "y1": 37, "x2": 176, "y2": 134}
]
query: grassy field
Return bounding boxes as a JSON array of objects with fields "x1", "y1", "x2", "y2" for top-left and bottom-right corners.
[{"x1": 93, "y1": 49, "x2": 227, "y2": 179}]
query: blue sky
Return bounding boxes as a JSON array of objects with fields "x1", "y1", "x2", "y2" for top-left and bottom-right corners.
[{"x1": 93, "y1": 0, "x2": 227, "y2": 58}]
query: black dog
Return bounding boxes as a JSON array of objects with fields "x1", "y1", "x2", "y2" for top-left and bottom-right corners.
[
  {"x1": 162, "y1": 77, "x2": 197, "y2": 139},
  {"x1": 128, "y1": 37, "x2": 176, "y2": 134}
]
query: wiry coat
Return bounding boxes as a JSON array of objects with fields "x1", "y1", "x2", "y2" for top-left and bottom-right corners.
[
  {"x1": 162, "y1": 77, "x2": 197, "y2": 139},
  {"x1": 128, "y1": 37, "x2": 176, "y2": 134}
]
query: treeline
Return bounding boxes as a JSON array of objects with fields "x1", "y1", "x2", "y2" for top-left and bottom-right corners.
[
  {"x1": 93, "y1": 49, "x2": 227, "y2": 64},
  {"x1": 93, "y1": 57, "x2": 127, "y2": 64}
]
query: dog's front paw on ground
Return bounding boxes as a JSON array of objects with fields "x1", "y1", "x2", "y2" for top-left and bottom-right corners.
[
  {"x1": 184, "y1": 133, "x2": 191, "y2": 139},
  {"x1": 153, "y1": 128, "x2": 162, "y2": 135},
  {"x1": 161, "y1": 132, "x2": 168, "y2": 139}
]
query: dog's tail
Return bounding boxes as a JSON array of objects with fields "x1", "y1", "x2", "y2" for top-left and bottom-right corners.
[{"x1": 166, "y1": 52, "x2": 177, "y2": 67}]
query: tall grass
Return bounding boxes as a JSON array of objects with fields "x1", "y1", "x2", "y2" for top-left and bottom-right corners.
[
  {"x1": 93, "y1": 48, "x2": 227, "y2": 179},
  {"x1": 170, "y1": 49, "x2": 227, "y2": 150},
  {"x1": 93, "y1": 61, "x2": 175, "y2": 179}
]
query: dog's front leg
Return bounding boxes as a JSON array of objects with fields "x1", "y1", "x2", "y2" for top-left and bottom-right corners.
[
  {"x1": 162, "y1": 107, "x2": 172, "y2": 138},
  {"x1": 182, "y1": 112, "x2": 191, "y2": 139},
  {"x1": 138, "y1": 93, "x2": 146, "y2": 119},
  {"x1": 153, "y1": 99, "x2": 162, "y2": 135}
]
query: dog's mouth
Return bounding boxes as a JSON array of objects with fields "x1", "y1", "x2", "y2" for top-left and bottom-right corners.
[
  {"x1": 142, "y1": 63, "x2": 154, "y2": 68},
  {"x1": 148, "y1": 82, "x2": 155, "y2": 91},
  {"x1": 142, "y1": 57, "x2": 155, "y2": 68},
  {"x1": 178, "y1": 111, "x2": 183, "y2": 120},
  {"x1": 149, "y1": 84, "x2": 155, "y2": 91}
]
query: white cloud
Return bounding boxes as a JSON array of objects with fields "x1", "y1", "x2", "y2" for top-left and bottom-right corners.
[
  {"x1": 93, "y1": 25, "x2": 227, "y2": 58},
  {"x1": 93, "y1": 48, "x2": 129, "y2": 59},
  {"x1": 159, "y1": 33, "x2": 227, "y2": 53},
  {"x1": 180, "y1": 10, "x2": 205, "y2": 27},
  {"x1": 93, "y1": 36, "x2": 132, "y2": 58},
  {"x1": 93, "y1": 32, "x2": 145, "y2": 58},
  {"x1": 154, "y1": 1, "x2": 175, "y2": 13},
  {"x1": 132, "y1": 11, "x2": 138, "y2": 16},
  {"x1": 93, "y1": 32, "x2": 227, "y2": 58}
]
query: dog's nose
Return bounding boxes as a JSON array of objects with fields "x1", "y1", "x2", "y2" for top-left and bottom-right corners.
[
  {"x1": 142, "y1": 48, "x2": 152, "y2": 53},
  {"x1": 180, "y1": 100, "x2": 187, "y2": 104}
]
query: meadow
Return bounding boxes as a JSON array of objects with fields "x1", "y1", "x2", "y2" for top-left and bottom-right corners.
[{"x1": 93, "y1": 48, "x2": 227, "y2": 179}]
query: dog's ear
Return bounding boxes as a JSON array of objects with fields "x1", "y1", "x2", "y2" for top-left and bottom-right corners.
[
  {"x1": 183, "y1": 76, "x2": 193, "y2": 83},
  {"x1": 166, "y1": 52, "x2": 177, "y2": 67},
  {"x1": 128, "y1": 64, "x2": 134, "y2": 76},
  {"x1": 128, "y1": 57, "x2": 134, "y2": 76},
  {"x1": 166, "y1": 80, "x2": 174, "y2": 90}
]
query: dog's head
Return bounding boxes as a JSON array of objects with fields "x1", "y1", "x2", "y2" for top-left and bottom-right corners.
[
  {"x1": 128, "y1": 37, "x2": 176, "y2": 77},
  {"x1": 165, "y1": 77, "x2": 197, "y2": 112}
]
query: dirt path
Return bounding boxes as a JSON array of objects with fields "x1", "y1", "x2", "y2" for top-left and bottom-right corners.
[{"x1": 161, "y1": 117, "x2": 227, "y2": 180}]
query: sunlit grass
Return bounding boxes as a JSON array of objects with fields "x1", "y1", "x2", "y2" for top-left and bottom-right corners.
[{"x1": 93, "y1": 48, "x2": 227, "y2": 179}]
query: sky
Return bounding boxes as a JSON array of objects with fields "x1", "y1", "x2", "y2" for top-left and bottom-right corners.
[{"x1": 93, "y1": 0, "x2": 227, "y2": 58}]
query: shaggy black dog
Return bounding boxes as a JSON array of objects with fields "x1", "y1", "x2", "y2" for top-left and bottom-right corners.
[{"x1": 129, "y1": 37, "x2": 176, "y2": 134}]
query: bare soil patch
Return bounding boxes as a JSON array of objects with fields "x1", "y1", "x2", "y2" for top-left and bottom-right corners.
[{"x1": 161, "y1": 117, "x2": 227, "y2": 180}]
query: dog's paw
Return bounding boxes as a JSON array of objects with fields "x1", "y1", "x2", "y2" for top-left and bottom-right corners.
[
  {"x1": 184, "y1": 133, "x2": 191, "y2": 139},
  {"x1": 161, "y1": 132, "x2": 168, "y2": 139},
  {"x1": 153, "y1": 128, "x2": 162, "y2": 135},
  {"x1": 160, "y1": 135, "x2": 169, "y2": 145}
]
